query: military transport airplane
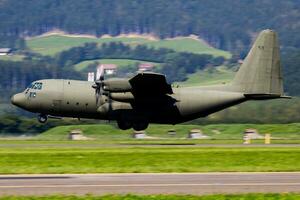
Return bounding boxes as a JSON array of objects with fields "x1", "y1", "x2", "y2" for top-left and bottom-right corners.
[{"x1": 11, "y1": 30, "x2": 290, "y2": 131}]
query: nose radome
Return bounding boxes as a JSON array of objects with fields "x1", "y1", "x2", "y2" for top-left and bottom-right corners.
[{"x1": 11, "y1": 93, "x2": 25, "y2": 107}]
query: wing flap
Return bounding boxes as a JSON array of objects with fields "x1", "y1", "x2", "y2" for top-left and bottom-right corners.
[{"x1": 129, "y1": 72, "x2": 173, "y2": 96}]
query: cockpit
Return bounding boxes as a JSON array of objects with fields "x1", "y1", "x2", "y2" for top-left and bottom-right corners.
[
  {"x1": 27, "y1": 82, "x2": 43, "y2": 90},
  {"x1": 25, "y1": 82, "x2": 44, "y2": 100}
]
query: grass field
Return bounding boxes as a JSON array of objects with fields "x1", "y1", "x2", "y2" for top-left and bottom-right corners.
[
  {"x1": 0, "y1": 146, "x2": 299, "y2": 174},
  {"x1": 74, "y1": 58, "x2": 160, "y2": 71},
  {"x1": 0, "y1": 54, "x2": 25, "y2": 61},
  {"x1": 177, "y1": 66, "x2": 235, "y2": 86},
  {"x1": 1, "y1": 194, "x2": 300, "y2": 200},
  {"x1": 27, "y1": 34, "x2": 231, "y2": 58},
  {"x1": 37, "y1": 123, "x2": 300, "y2": 141}
]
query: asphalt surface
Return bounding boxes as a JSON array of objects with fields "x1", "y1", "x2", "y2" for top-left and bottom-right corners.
[{"x1": 0, "y1": 173, "x2": 299, "y2": 195}]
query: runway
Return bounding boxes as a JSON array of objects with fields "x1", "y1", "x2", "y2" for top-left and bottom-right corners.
[{"x1": 0, "y1": 173, "x2": 299, "y2": 195}]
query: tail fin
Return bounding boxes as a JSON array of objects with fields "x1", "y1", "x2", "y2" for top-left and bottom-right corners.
[{"x1": 232, "y1": 29, "x2": 284, "y2": 96}]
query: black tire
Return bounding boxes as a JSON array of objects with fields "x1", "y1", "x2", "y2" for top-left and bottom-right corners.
[
  {"x1": 117, "y1": 120, "x2": 132, "y2": 130},
  {"x1": 38, "y1": 114, "x2": 48, "y2": 123},
  {"x1": 133, "y1": 122, "x2": 149, "y2": 131}
]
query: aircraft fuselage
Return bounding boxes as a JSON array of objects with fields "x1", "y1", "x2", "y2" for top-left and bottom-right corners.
[{"x1": 11, "y1": 79, "x2": 246, "y2": 129}]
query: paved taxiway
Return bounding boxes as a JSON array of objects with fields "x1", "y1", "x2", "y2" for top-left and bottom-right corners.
[{"x1": 0, "y1": 173, "x2": 299, "y2": 195}]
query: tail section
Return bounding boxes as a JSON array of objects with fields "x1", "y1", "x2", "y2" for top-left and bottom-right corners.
[{"x1": 232, "y1": 29, "x2": 284, "y2": 96}]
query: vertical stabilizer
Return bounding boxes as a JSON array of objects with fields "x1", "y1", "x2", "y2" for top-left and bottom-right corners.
[{"x1": 232, "y1": 30, "x2": 284, "y2": 95}]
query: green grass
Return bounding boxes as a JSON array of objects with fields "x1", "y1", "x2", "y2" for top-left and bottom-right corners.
[
  {"x1": 1, "y1": 194, "x2": 300, "y2": 200},
  {"x1": 146, "y1": 38, "x2": 230, "y2": 58},
  {"x1": 74, "y1": 58, "x2": 161, "y2": 71},
  {"x1": 0, "y1": 146, "x2": 299, "y2": 174},
  {"x1": 27, "y1": 35, "x2": 107, "y2": 55},
  {"x1": 27, "y1": 35, "x2": 231, "y2": 58},
  {"x1": 37, "y1": 123, "x2": 300, "y2": 141},
  {"x1": 177, "y1": 66, "x2": 235, "y2": 86},
  {"x1": 0, "y1": 54, "x2": 25, "y2": 61}
]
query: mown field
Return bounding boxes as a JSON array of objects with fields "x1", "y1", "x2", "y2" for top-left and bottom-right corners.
[
  {"x1": 1, "y1": 194, "x2": 300, "y2": 200},
  {"x1": 0, "y1": 54, "x2": 25, "y2": 61},
  {"x1": 177, "y1": 66, "x2": 235, "y2": 86},
  {"x1": 26, "y1": 34, "x2": 231, "y2": 58},
  {"x1": 0, "y1": 146, "x2": 299, "y2": 174}
]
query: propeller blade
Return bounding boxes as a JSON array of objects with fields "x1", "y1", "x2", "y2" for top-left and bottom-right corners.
[
  {"x1": 108, "y1": 91, "x2": 112, "y2": 111},
  {"x1": 96, "y1": 64, "x2": 104, "y2": 81},
  {"x1": 93, "y1": 64, "x2": 105, "y2": 105},
  {"x1": 94, "y1": 82, "x2": 102, "y2": 105}
]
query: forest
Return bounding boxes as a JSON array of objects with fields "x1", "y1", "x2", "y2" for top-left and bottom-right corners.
[{"x1": 0, "y1": 0, "x2": 300, "y2": 54}]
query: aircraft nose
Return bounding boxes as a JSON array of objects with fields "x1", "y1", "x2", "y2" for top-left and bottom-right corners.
[{"x1": 11, "y1": 93, "x2": 26, "y2": 107}]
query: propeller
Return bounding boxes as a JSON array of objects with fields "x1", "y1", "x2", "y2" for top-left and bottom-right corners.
[{"x1": 92, "y1": 65, "x2": 105, "y2": 105}]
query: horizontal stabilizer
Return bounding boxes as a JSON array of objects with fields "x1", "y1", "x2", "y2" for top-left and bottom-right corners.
[{"x1": 244, "y1": 93, "x2": 291, "y2": 100}]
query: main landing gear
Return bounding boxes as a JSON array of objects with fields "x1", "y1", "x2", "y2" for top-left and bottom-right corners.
[
  {"x1": 133, "y1": 121, "x2": 149, "y2": 131},
  {"x1": 117, "y1": 120, "x2": 149, "y2": 131},
  {"x1": 38, "y1": 114, "x2": 48, "y2": 123}
]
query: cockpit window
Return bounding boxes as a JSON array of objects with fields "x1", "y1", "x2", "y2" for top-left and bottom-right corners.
[
  {"x1": 37, "y1": 82, "x2": 43, "y2": 90},
  {"x1": 25, "y1": 82, "x2": 43, "y2": 94},
  {"x1": 25, "y1": 83, "x2": 32, "y2": 94},
  {"x1": 31, "y1": 82, "x2": 43, "y2": 90}
]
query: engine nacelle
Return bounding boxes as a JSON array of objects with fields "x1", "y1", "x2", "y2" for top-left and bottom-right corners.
[
  {"x1": 110, "y1": 92, "x2": 134, "y2": 102},
  {"x1": 103, "y1": 79, "x2": 132, "y2": 92},
  {"x1": 97, "y1": 102, "x2": 133, "y2": 114}
]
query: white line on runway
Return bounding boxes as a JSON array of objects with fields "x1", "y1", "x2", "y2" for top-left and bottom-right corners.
[{"x1": 1, "y1": 183, "x2": 300, "y2": 188}]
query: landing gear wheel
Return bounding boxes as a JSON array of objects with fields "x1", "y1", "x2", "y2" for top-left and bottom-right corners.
[
  {"x1": 117, "y1": 120, "x2": 132, "y2": 130},
  {"x1": 38, "y1": 114, "x2": 48, "y2": 123},
  {"x1": 133, "y1": 122, "x2": 149, "y2": 131}
]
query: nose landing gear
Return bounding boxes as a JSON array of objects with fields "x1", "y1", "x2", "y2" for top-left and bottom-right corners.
[{"x1": 38, "y1": 114, "x2": 48, "y2": 123}]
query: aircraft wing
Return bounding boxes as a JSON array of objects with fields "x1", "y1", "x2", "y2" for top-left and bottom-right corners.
[{"x1": 129, "y1": 72, "x2": 173, "y2": 96}]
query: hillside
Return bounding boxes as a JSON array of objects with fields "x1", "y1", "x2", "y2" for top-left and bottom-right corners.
[{"x1": 26, "y1": 34, "x2": 230, "y2": 57}]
